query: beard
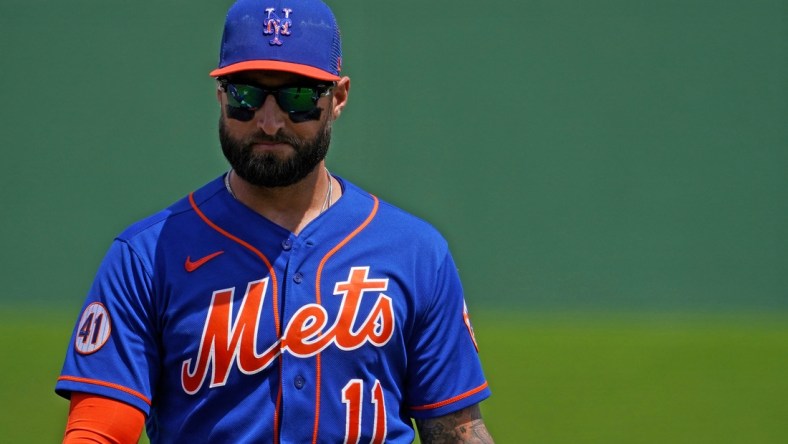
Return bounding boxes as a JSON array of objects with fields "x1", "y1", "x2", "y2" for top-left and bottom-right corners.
[{"x1": 219, "y1": 113, "x2": 332, "y2": 188}]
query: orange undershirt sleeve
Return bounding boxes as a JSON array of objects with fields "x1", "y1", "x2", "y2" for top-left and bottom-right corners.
[{"x1": 63, "y1": 392, "x2": 145, "y2": 444}]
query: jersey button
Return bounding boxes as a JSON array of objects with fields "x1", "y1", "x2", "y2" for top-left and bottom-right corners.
[
  {"x1": 294, "y1": 375, "x2": 306, "y2": 389},
  {"x1": 293, "y1": 272, "x2": 303, "y2": 283},
  {"x1": 282, "y1": 239, "x2": 293, "y2": 251}
]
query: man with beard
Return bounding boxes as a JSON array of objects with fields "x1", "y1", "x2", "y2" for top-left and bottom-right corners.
[{"x1": 55, "y1": 0, "x2": 493, "y2": 443}]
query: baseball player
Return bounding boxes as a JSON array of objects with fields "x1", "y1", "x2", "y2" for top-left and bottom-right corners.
[{"x1": 56, "y1": 0, "x2": 493, "y2": 442}]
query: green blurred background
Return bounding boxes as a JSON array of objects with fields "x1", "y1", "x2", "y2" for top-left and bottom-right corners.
[{"x1": 1, "y1": 0, "x2": 786, "y2": 442}]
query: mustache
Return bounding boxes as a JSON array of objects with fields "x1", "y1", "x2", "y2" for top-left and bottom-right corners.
[{"x1": 245, "y1": 131, "x2": 301, "y2": 148}]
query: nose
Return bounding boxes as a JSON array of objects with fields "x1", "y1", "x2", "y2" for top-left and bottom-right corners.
[{"x1": 256, "y1": 94, "x2": 286, "y2": 136}]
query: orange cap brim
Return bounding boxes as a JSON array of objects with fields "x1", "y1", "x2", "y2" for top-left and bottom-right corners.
[{"x1": 210, "y1": 60, "x2": 340, "y2": 81}]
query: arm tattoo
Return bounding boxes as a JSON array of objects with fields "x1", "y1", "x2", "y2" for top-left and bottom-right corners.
[{"x1": 415, "y1": 404, "x2": 494, "y2": 443}]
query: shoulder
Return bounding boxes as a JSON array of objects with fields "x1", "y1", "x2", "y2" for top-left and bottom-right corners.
[
  {"x1": 115, "y1": 176, "x2": 226, "y2": 242},
  {"x1": 339, "y1": 177, "x2": 449, "y2": 251}
]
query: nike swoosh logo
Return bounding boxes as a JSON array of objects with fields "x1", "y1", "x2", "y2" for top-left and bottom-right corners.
[{"x1": 185, "y1": 251, "x2": 224, "y2": 272}]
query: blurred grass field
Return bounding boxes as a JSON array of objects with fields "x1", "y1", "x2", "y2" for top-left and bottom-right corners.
[{"x1": 2, "y1": 309, "x2": 786, "y2": 443}]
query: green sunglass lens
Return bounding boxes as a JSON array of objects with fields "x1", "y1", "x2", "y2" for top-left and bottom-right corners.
[
  {"x1": 225, "y1": 83, "x2": 322, "y2": 113},
  {"x1": 279, "y1": 87, "x2": 318, "y2": 112},
  {"x1": 228, "y1": 84, "x2": 265, "y2": 109}
]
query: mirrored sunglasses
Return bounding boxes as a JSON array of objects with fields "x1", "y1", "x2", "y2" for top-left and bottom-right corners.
[{"x1": 218, "y1": 78, "x2": 333, "y2": 115}]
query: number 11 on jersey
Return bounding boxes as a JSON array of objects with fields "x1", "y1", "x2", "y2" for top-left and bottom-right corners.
[{"x1": 342, "y1": 379, "x2": 387, "y2": 444}]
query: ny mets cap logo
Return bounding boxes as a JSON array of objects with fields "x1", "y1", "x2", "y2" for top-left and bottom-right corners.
[{"x1": 263, "y1": 7, "x2": 292, "y2": 46}]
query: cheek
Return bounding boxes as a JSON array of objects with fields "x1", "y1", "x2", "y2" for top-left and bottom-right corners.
[{"x1": 291, "y1": 119, "x2": 329, "y2": 142}]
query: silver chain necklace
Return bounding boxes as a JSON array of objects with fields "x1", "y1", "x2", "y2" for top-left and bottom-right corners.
[
  {"x1": 224, "y1": 169, "x2": 333, "y2": 214},
  {"x1": 224, "y1": 171, "x2": 237, "y2": 199},
  {"x1": 320, "y1": 167, "x2": 333, "y2": 213}
]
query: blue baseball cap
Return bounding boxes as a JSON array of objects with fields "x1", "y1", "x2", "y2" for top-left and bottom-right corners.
[{"x1": 210, "y1": 0, "x2": 342, "y2": 81}]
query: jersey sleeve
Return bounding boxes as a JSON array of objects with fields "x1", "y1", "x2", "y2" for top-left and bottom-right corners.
[
  {"x1": 55, "y1": 239, "x2": 160, "y2": 415},
  {"x1": 405, "y1": 249, "x2": 491, "y2": 419}
]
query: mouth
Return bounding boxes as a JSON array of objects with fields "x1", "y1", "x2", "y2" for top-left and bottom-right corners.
[{"x1": 250, "y1": 140, "x2": 293, "y2": 154}]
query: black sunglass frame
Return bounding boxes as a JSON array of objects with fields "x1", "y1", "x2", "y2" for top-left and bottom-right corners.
[{"x1": 217, "y1": 77, "x2": 334, "y2": 114}]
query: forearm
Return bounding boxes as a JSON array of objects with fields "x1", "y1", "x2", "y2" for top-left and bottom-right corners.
[
  {"x1": 63, "y1": 393, "x2": 145, "y2": 444},
  {"x1": 415, "y1": 404, "x2": 494, "y2": 444}
]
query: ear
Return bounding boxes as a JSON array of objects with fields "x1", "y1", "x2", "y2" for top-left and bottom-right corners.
[{"x1": 330, "y1": 76, "x2": 350, "y2": 119}]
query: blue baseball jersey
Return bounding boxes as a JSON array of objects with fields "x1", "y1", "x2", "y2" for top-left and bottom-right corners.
[{"x1": 56, "y1": 174, "x2": 490, "y2": 443}]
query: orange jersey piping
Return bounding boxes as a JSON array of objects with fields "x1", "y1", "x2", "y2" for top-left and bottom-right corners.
[
  {"x1": 311, "y1": 194, "x2": 380, "y2": 444},
  {"x1": 58, "y1": 375, "x2": 151, "y2": 406},
  {"x1": 189, "y1": 192, "x2": 283, "y2": 443},
  {"x1": 410, "y1": 381, "x2": 489, "y2": 411}
]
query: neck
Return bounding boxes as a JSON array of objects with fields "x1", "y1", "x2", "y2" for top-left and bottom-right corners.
[{"x1": 226, "y1": 164, "x2": 337, "y2": 235}]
